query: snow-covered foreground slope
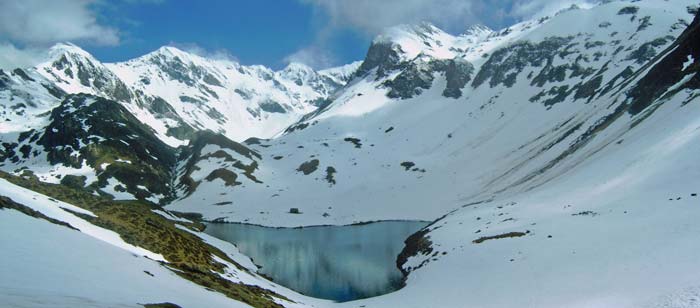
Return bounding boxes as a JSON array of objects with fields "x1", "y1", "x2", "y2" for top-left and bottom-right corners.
[
  {"x1": 0, "y1": 176, "x2": 330, "y2": 308},
  {"x1": 169, "y1": 0, "x2": 698, "y2": 227},
  {"x1": 1, "y1": 210, "x2": 245, "y2": 308},
  {"x1": 341, "y1": 3, "x2": 700, "y2": 307},
  {"x1": 366, "y1": 83, "x2": 700, "y2": 308}
]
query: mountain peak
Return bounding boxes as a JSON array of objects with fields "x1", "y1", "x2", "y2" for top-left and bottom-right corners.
[
  {"x1": 282, "y1": 62, "x2": 314, "y2": 73},
  {"x1": 355, "y1": 23, "x2": 456, "y2": 78},
  {"x1": 46, "y1": 42, "x2": 94, "y2": 61},
  {"x1": 374, "y1": 22, "x2": 444, "y2": 44},
  {"x1": 148, "y1": 45, "x2": 197, "y2": 60},
  {"x1": 462, "y1": 24, "x2": 493, "y2": 38}
]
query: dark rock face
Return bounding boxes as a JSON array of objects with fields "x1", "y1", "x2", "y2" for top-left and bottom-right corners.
[
  {"x1": 626, "y1": 37, "x2": 674, "y2": 65},
  {"x1": 52, "y1": 53, "x2": 132, "y2": 102},
  {"x1": 0, "y1": 70, "x2": 7, "y2": 89},
  {"x1": 384, "y1": 60, "x2": 437, "y2": 99},
  {"x1": 396, "y1": 227, "x2": 433, "y2": 276},
  {"x1": 384, "y1": 58, "x2": 475, "y2": 100},
  {"x1": 617, "y1": 6, "x2": 639, "y2": 15},
  {"x1": 35, "y1": 94, "x2": 177, "y2": 202},
  {"x1": 149, "y1": 97, "x2": 179, "y2": 119},
  {"x1": 259, "y1": 99, "x2": 287, "y2": 113},
  {"x1": 12, "y1": 69, "x2": 35, "y2": 82},
  {"x1": 325, "y1": 166, "x2": 337, "y2": 185},
  {"x1": 354, "y1": 41, "x2": 404, "y2": 79},
  {"x1": 473, "y1": 36, "x2": 573, "y2": 89},
  {"x1": 628, "y1": 12, "x2": 700, "y2": 115},
  {"x1": 296, "y1": 159, "x2": 320, "y2": 175},
  {"x1": 443, "y1": 58, "x2": 474, "y2": 98}
]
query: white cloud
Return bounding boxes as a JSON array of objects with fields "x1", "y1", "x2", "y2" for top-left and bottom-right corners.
[
  {"x1": 301, "y1": 0, "x2": 600, "y2": 35},
  {"x1": 167, "y1": 42, "x2": 240, "y2": 63},
  {"x1": 283, "y1": 46, "x2": 337, "y2": 69},
  {"x1": 0, "y1": 0, "x2": 121, "y2": 70},
  {"x1": 0, "y1": 0, "x2": 119, "y2": 46},
  {"x1": 510, "y1": 0, "x2": 597, "y2": 20},
  {"x1": 0, "y1": 43, "x2": 46, "y2": 70},
  {"x1": 300, "y1": 0, "x2": 477, "y2": 35},
  {"x1": 292, "y1": 0, "x2": 598, "y2": 68}
]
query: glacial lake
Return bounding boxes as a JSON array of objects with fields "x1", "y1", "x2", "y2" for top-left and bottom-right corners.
[{"x1": 204, "y1": 221, "x2": 428, "y2": 302}]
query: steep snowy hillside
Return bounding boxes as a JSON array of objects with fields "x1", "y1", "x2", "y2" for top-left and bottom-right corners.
[
  {"x1": 0, "y1": 68, "x2": 65, "y2": 133},
  {"x1": 1, "y1": 94, "x2": 178, "y2": 203},
  {"x1": 168, "y1": 1, "x2": 700, "y2": 306},
  {"x1": 168, "y1": 0, "x2": 698, "y2": 228},
  {"x1": 388, "y1": 8, "x2": 700, "y2": 307},
  {"x1": 32, "y1": 43, "x2": 196, "y2": 146}
]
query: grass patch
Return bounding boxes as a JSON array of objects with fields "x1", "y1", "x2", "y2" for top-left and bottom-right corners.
[
  {"x1": 0, "y1": 171, "x2": 289, "y2": 307},
  {"x1": 205, "y1": 168, "x2": 241, "y2": 187},
  {"x1": 473, "y1": 231, "x2": 527, "y2": 244},
  {"x1": 143, "y1": 303, "x2": 182, "y2": 308}
]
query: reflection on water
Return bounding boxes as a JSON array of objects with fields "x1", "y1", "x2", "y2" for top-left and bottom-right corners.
[{"x1": 204, "y1": 221, "x2": 428, "y2": 302}]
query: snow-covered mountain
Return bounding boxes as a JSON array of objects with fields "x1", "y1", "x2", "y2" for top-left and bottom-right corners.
[
  {"x1": 166, "y1": 2, "x2": 700, "y2": 305},
  {"x1": 170, "y1": 0, "x2": 697, "y2": 226},
  {"x1": 28, "y1": 43, "x2": 359, "y2": 146},
  {"x1": 0, "y1": 68, "x2": 65, "y2": 133},
  {"x1": 106, "y1": 47, "x2": 359, "y2": 143},
  {"x1": 2, "y1": 0, "x2": 700, "y2": 307},
  {"x1": 0, "y1": 43, "x2": 358, "y2": 202}
]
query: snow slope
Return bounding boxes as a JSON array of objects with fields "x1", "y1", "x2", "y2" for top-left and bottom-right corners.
[
  {"x1": 169, "y1": 0, "x2": 698, "y2": 228},
  {"x1": 0, "y1": 177, "x2": 329, "y2": 308},
  {"x1": 3, "y1": 0, "x2": 700, "y2": 307},
  {"x1": 0, "y1": 68, "x2": 65, "y2": 134}
]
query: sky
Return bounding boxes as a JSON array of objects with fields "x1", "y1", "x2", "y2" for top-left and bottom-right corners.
[{"x1": 0, "y1": 0, "x2": 594, "y2": 70}]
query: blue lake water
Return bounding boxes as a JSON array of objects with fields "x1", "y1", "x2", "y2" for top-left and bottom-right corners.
[{"x1": 204, "y1": 221, "x2": 428, "y2": 302}]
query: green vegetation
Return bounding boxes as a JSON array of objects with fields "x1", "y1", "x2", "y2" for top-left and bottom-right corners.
[
  {"x1": 27, "y1": 94, "x2": 177, "y2": 203},
  {"x1": 143, "y1": 303, "x2": 182, "y2": 308},
  {"x1": 0, "y1": 170, "x2": 290, "y2": 307},
  {"x1": 206, "y1": 168, "x2": 241, "y2": 186},
  {"x1": 178, "y1": 131, "x2": 262, "y2": 196},
  {"x1": 472, "y1": 231, "x2": 527, "y2": 244}
]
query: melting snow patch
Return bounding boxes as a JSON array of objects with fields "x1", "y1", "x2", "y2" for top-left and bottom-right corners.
[{"x1": 683, "y1": 55, "x2": 694, "y2": 71}]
